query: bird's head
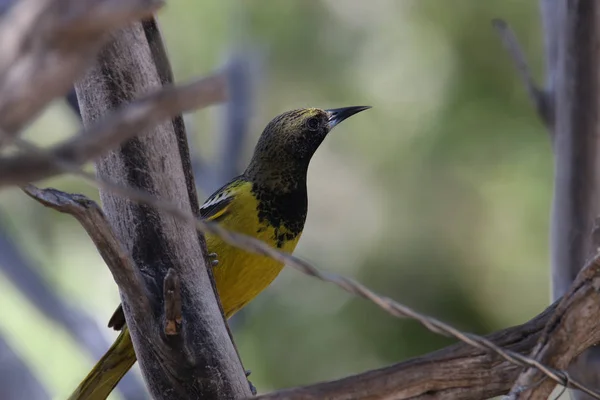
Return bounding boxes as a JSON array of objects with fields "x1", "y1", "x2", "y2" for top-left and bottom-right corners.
[{"x1": 245, "y1": 106, "x2": 370, "y2": 190}]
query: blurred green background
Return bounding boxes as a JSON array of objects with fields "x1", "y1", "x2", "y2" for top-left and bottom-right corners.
[{"x1": 0, "y1": 0, "x2": 550, "y2": 398}]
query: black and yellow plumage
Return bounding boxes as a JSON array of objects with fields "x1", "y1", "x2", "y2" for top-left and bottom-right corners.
[{"x1": 69, "y1": 106, "x2": 370, "y2": 400}]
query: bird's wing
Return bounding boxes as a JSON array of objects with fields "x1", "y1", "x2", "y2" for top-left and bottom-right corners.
[{"x1": 200, "y1": 177, "x2": 247, "y2": 222}]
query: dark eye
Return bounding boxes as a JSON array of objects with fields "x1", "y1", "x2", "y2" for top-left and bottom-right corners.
[{"x1": 306, "y1": 117, "x2": 320, "y2": 131}]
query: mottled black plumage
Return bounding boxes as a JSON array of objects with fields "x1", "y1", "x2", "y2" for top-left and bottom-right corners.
[{"x1": 244, "y1": 106, "x2": 370, "y2": 246}]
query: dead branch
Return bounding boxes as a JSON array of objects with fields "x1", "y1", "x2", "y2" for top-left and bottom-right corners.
[
  {"x1": 22, "y1": 185, "x2": 151, "y2": 317},
  {"x1": 497, "y1": 4, "x2": 600, "y2": 398},
  {"x1": 74, "y1": 21, "x2": 249, "y2": 399},
  {"x1": 540, "y1": 2, "x2": 600, "y2": 398},
  {"x1": 506, "y1": 258, "x2": 600, "y2": 399},
  {"x1": 492, "y1": 19, "x2": 554, "y2": 127},
  {"x1": 0, "y1": 72, "x2": 226, "y2": 188},
  {"x1": 254, "y1": 304, "x2": 555, "y2": 400},
  {"x1": 0, "y1": 0, "x2": 161, "y2": 146}
]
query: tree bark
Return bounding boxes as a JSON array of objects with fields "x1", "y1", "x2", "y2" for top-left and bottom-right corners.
[
  {"x1": 74, "y1": 21, "x2": 249, "y2": 399},
  {"x1": 545, "y1": 1, "x2": 600, "y2": 397}
]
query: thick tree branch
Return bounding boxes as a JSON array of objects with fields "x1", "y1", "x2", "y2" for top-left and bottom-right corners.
[
  {"x1": 542, "y1": 2, "x2": 600, "y2": 398},
  {"x1": 255, "y1": 304, "x2": 555, "y2": 400},
  {"x1": 0, "y1": 73, "x2": 226, "y2": 188},
  {"x1": 507, "y1": 253, "x2": 600, "y2": 399},
  {"x1": 260, "y1": 248, "x2": 600, "y2": 400},
  {"x1": 74, "y1": 22, "x2": 249, "y2": 399},
  {"x1": 498, "y1": 3, "x2": 600, "y2": 398},
  {"x1": 0, "y1": 0, "x2": 161, "y2": 146}
]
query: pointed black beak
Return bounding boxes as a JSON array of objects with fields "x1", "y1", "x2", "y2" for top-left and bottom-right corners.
[{"x1": 326, "y1": 106, "x2": 371, "y2": 130}]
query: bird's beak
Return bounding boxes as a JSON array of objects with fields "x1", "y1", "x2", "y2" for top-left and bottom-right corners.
[{"x1": 326, "y1": 106, "x2": 371, "y2": 130}]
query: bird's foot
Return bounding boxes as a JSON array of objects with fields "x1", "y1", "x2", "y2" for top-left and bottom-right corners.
[
  {"x1": 208, "y1": 252, "x2": 219, "y2": 267},
  {"x1": 245, "y1": 370, "x2": 257, "y2": 395}
]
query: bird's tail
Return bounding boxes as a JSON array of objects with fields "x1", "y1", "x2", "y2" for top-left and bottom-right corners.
[{"x1": 68, "y1": 327, "x2": 137, "y2": 400}]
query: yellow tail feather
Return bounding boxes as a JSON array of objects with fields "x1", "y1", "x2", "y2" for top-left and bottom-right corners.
[{"x1": 68, "y1": 328, "x2": 137, "y2": 400}]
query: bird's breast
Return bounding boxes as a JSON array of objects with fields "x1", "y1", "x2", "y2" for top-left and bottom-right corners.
[{"x1": 206, "y1": 185, "x2": 305, "y2": 318}]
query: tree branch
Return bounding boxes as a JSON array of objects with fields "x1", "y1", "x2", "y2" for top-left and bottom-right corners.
[
  {"x1": 498, "y1": 3, "x2": 600, "y2": 398},
  {"x1": 22, "y1": 185, "x2": 150, "y2": 315},
  {"x1": 492, "y1": 18, "x2": 554, "y2": 127},
  {"x1": 0, "y1": 0, "x2": 161, "y2": 146},
  {"x1": 255, "y1": 304, "x2": 555, "y2": 400},
  {"x1": 0, "y1": 72, "x2": 226, "y2": 188},
  {"x1": 73, "y1": 21, "x2": 249, "y2": 399},
  {"x1": 542, "y1": 2, "x2": 600, "y2": 398},
  {"x1": 507, "y1": 253, "x2": 600, "y2": 399}
]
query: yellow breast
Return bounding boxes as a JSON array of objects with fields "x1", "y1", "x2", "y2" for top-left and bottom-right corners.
[{"x1": 205, "y1": 184, "x2": 301, "y2": 318}]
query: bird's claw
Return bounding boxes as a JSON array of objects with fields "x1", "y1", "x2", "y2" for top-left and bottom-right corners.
[
  {"x1": 245, "y1": 370, "x2": 257, "y2": 395},
  {"x1": 208, "y1": 252, "x2": 219, "y2": 267}
]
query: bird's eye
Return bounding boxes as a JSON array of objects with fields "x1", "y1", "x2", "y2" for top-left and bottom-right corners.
[{"x1": 306, "y1": 117, "x2": 320, "y2": 131}]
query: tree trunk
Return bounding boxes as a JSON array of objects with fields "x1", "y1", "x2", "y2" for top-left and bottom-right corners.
[
  {"x1": 74, "y1": 20, "x2": 250, "y2": 399},
  {"x1": 546, "y1": 1, "x2": 600, "y2": 398}
]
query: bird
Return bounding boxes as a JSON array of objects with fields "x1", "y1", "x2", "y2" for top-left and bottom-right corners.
[{"x1": 68, "y1": 105, "x2": 370, "y2": 400}]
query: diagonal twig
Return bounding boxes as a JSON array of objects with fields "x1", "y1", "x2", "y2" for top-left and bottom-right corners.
[{"x1": 492, "y1": 18, "x2": 554, "y2": 128}]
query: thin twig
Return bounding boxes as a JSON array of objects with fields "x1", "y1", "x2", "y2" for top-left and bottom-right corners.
[
  {"x1": 13, "y1": 137, "x2": 600, "y2": 399},
  {"x1": 492, "y1": 18, "x2": 554, "y2": 127}
]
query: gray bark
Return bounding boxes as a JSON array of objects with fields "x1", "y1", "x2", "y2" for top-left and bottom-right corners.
[
  {"x1": 543, "y1": 0, "x2": 600, "y2": 397},
  {"x1": 74, "y1": 21, "x2": 249, "y2": 399}
]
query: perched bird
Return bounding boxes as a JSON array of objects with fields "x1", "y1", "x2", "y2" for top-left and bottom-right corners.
[{"x1": 69, "y1": 106, "x2": 370, "y2": 400}]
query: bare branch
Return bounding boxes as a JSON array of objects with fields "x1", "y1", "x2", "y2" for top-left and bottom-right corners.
[
  {"x1": 0, "y1": 0, "x2": 162, "y2": 146},
  {"x1": 0, "y1": 73, "x2": 227, "y2": 188},
  {"x1": 74, "y1": 21, "x2": 249, "y2": 399},
  {"x1": 22, "y1": 184, "x2": 150, "y2": 316},
  {"x1": 492, "y1": 18, "x2": 554, "y2": 127},
  {"x1": 163, "y1": 268, "x2": 182, "y2": 336},
  {"x1": 506, "y1": 259, "x2": 600, "y2": 399},
  {"x1": 544, "y1": 3, "x2": 600, "y2": 398}
]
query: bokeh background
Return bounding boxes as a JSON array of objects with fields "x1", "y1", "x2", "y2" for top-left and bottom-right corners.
[{"x1": 0, "y1": 1, "x2": 550, "y2": 399}]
